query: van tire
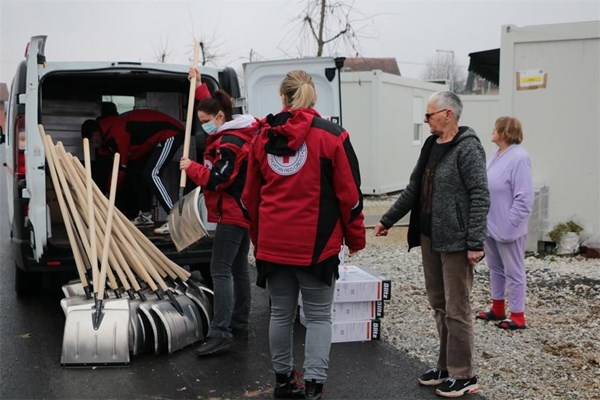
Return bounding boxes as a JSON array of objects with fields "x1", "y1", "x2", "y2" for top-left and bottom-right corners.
[{"x1": 15, "y1": 267, "x2": 42, "y2": 297}]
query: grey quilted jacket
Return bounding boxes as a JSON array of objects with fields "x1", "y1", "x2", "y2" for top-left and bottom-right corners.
[{"x1": 380, "y1": 126, "x2": 489, "y2": 252}]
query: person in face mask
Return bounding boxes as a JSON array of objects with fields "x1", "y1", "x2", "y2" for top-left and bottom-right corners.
[{"x1": 179, "y1": 67, "x2": 259, "y2": 356}]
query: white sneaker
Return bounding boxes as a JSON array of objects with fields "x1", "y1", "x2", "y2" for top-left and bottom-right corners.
[
  {"x1": 132, "y1": 212, "x2": 154, "y2": 227},
  {"x1": 153, "y1": 222, "x2": 169, "y2": 235}
]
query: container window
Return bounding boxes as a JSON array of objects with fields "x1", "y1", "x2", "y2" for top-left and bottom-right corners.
[{"x1": 412, "y1": 96, "x2": 423, "y2": 145}]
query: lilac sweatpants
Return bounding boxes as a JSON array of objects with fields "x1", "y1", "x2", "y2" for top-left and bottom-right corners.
[{"x1": 484, "y1": 236, "x2": 527, "y2": 313}]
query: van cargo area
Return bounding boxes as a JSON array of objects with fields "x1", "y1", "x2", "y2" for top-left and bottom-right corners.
[{"x1": 40, "y1": 70, "x2": 211, "y2": 259}]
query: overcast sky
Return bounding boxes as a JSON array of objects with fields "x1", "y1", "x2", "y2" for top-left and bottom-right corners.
[{"x1": 1, "y1": 0, "x2": 599, "y2": 85}]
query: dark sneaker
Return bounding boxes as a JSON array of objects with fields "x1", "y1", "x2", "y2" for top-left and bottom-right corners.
[
  {"x1": 132, "y1": 212, "x2": 154, "y2": 227},
  {"x1": 274, "y1": 370, "x2": 304, "y2": 399},
  {"x1": 436, "y1": 377, "x2": 480, "y2": 397},
  {"x1": 196, "y1": 336, "x2": 234, "y2": 356},
  {"x1": 419, "y1": 368, "x2": 449, "y2": 386},
  {"x1": 304, "y1": 379, "x2": 323, "y2": 400}
]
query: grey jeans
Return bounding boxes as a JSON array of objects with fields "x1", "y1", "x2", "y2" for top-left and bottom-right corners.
[
  {"x1": 421, "y1": 235, "x2": 475, "y2": 379},
  {"x1": 267, "y1": 268, "x2": 335, "y2": 383},
  {"x1": 207, "y1": 223, "x2": 251, "y2": 339}
]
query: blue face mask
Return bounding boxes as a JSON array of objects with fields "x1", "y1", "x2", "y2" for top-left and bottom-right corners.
[{"x1": 202, "y1": 120, "x2": 218, "y2": 135}]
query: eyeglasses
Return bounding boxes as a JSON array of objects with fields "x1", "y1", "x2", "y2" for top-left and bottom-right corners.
[{"x1": 425, "y1": 109, "x2": 448, "y2": 121}]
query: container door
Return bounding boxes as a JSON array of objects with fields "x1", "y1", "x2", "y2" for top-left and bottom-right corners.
[
  {"x1": 243, "y1": 57, "x2": 341, "y2": 122},
  {"x1": 24, "y1": 35, "x2": 48, "y2": 261}
]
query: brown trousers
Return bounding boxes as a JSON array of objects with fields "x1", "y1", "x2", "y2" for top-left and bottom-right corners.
[{"x1": 420, "y1": 235, "x2": 475, "y2": 379}]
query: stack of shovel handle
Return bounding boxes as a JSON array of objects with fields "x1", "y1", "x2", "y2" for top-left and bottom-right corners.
[{"x1": 40, "y1": 125, "x2": 195, "y2": 298}]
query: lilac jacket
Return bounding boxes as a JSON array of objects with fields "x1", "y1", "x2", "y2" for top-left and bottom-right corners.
[{"x1": 486, "y1": 144, "x2": 533, "y2": 242}]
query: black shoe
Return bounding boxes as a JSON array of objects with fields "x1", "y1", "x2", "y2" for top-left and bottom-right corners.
[
  {"x1": 196, "y1": 336, "x2": 234, "y2": 356},
  {"x1": 436, "y1": 376, "x2": 480, "y2": 397},
  {"x1": 304, "y1": 379, "x2": 323, "y2": 400},
  {"x1": 418, "y1": 368, "x2": 449, "y2": 386},
  {"x1": 274, "y1": 371, "x2": 304, "y2": 399}
]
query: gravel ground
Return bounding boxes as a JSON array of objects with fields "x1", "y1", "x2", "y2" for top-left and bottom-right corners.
[{"x1": 355, "y1": 197, "x2": 600, "y2": 400}]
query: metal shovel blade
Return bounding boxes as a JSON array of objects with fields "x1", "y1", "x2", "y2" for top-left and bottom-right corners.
[
  {"x1": 138, "y1": 300, "x2": 169, "y2": 354},
  {"x1": 150, "y1": 293, "x2": 204, "y2": 354},
  {"x1": 128, "y1": 298, "x2": 153, "y2": 356},
  {"x1": 168, "y1": 187, "x2": 209, "y2": 252},
  {"x1": 174, "y1": 286, "x2": 212, "y2": 337},
  {"x1": 60, "y1": 298, "x2": 131, "y2": 366}
]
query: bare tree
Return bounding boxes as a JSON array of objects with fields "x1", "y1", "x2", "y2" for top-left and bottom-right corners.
[
  {"x1": 283, "y1": 0, "x2": 376, "y2": 57},
  {"x1": 421, "y1": 51, "x2": 467, "y2": 93},
  {"x1": 153, "y1": 36, "x2": 172, "y2": 63}
]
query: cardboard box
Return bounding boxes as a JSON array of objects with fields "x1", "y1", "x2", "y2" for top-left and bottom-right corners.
[
  {"x1": 298, "y1": 312, "x2": 381, "y2": 343},
  {"x1": 334, "y1": 265, "x2": 392, "y2": 302},
  {"x1": 299, "y1": 300, "x2": 384, "y2": 321},
  {"x1": 332, "y1": 300, "x2": 384, "y2": 320}
]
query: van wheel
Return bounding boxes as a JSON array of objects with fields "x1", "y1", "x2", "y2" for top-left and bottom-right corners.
[{"x1": 15, "y1": 267, "x2": 42, "y2": 297}]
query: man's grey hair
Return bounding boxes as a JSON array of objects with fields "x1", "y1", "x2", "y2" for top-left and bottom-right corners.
[{"x1": 429, "y1": 91, "x2": 463, "y2": 121}]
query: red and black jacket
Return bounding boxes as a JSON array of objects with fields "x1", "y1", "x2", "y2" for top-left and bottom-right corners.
[
  {"x1": 185, "y1": 115, "x2": 259, "y2": 229},
  {"x1": 99, "y1": 109, "x2": 184, "y2": 167},
  {"x1": 242, "y1": 107, "x2": 366, "y2": 266}
]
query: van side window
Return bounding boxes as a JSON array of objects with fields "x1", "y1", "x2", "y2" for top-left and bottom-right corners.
[{"x1": 102, "y1": 95, "x2": 135, "y2": 114}]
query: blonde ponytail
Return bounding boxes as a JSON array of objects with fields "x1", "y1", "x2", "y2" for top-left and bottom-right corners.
[{"x1": 280, "y1": 70, "x2": 317, "y2": 110}]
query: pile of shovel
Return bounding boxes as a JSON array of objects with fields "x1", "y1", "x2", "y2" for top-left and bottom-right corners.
[{"x1": 39, "y1": 125, "x2": 213, "y2": 366}]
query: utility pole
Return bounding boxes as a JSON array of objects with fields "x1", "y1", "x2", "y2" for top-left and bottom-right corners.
[{"x1": 436, "y1": 49, "x2": 455, "y2": 91}]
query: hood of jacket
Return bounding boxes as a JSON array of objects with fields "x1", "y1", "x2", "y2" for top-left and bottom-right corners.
[
  {"x1": 261, "y1": 108, "x2": 319, "y2": 155},
  {"x1": 450, "y1": 126, "x2": 480, "y2": 146},
  {"x1": 209, "y1": 114, "x2": 259, "y2": 144}
]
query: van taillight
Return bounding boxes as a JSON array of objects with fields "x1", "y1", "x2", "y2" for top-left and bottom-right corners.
[
  {"x1": 46, "y1": 260, "x2": 62, "y2": 266},
  {"x1": 15, "y1": 114, "x2": 25, "y2": 178}
]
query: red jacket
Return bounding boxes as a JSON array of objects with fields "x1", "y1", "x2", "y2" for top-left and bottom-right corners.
[
  {"x1": 185, "y1": 114, "x2": 259, "y2": 229},
  {"x1": 242, "y1": 108, "x2": 366, "y2": 266},
  {"x1": 99, "y1": 109, "x2": 184, "y2": 167}
]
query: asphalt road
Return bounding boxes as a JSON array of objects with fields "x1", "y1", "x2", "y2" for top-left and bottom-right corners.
[{"x1": 0, "y1": 166, "x2": 448, "y2": 400}]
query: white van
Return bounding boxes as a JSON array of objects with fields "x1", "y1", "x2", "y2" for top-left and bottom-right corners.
[{"x1": 2, "y1": 35, "x2": 242, "y2": 295}]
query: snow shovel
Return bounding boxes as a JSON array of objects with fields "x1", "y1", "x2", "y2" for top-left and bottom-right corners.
[
  {"x1": 56, "y1": 144, "x2": 153, "y2": 355},
  {"x1": 169, "y1": 41, "x2": 208, "y2": 252},
  {"x1": 123, "y1": 222, "x2": 212, "y2": 333},
  {"x1": 115, "y1": 209, "x2": 205, "y2": 354},
  {"x1": 60, "y1": 142, "x2": 130, "y2": 366},
  {"x1": 168, "y1": 187, "x2": 210, "y2": 252},
  {"x1": 39, "y1": 126, "x2": 92, "y2": 310},
  {"x1": 67, "y1": 144, "x2": 205, "y2": 354}
]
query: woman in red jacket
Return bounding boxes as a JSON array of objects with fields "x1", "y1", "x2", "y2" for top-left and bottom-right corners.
[
  {"x1": 242, "y1": 70, "x2": 366, "y2": 400},
  {"x1": 180, "y1": 69, "x2": 259, "y2": 356}
]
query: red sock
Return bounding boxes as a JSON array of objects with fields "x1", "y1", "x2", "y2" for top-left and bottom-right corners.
[
  {"x1": 491, "y1": 299, "x2": 506, "y2": 317},
  {"x1": 509, "y1": 312, "x2": 526, "y2": 327}
]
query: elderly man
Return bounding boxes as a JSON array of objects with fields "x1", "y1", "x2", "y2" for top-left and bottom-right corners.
[{"x1": 374, "y1": 91, "x2": 489, "y2": 398}]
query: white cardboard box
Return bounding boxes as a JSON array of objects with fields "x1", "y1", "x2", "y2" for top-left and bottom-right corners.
[
  {"x1": 334, "y1": 265, "x2": 391, "y2": 302},
  {"x1": 298, "y1": 312, "x2": 381, "y2": 343},
  {"x1": 332, "y1": 300, "x2": 384, "y2": 321},
  {"x1": 299, "y1": 300, "x2": 384, "y2": 322}
]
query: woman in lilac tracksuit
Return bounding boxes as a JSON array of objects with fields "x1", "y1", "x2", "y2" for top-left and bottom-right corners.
[{"x1": 477, "y1": 116, "x2": 533, "y2": 329}]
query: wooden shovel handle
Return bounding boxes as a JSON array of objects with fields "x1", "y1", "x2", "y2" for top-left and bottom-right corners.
[
  {"x1": 38, "y1": 126, "x2": 88, "y2": 287},
  {"x1": 56, "y1": 146, "x2": 140, "y2": 292},
  {"x1": 83, "y1": 138, "x2": 99, "y2": 292},
  {"x1": 97, "y1": 154, "x2": 120, "y2": 300},
  {"x1": 179, "y1": 41, "x2": 201, "y2": 189}
]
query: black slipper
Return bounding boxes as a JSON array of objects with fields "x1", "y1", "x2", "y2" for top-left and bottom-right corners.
[
  {"x1": 497, "y1": 319, "x2": 527, "y2": 330},
  {"x1": 475, "y1": 310, "x2": 506, "y2": 321}
]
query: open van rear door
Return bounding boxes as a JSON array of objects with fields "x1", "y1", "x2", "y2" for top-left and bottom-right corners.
[
  {"x1": 243, "y1": 57, "x2": 342, "y2": 122},
  {"x1": 24, "y1": 35, "x2": 48, "y2": 261}
]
